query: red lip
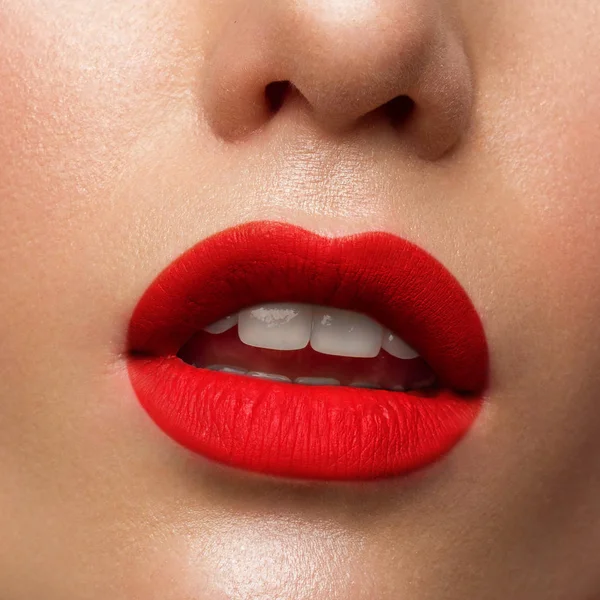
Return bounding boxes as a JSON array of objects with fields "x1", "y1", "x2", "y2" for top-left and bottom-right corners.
[{"x1": 127, "y1": 221, "x2": 488, "y2": 480}]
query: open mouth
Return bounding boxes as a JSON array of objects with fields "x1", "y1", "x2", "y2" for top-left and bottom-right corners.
[
  {"x1": 127, "y1": 221, "x2": 488, "y2": 481},
  {"x1": 178, "y1": 303, "x2": 437, "y2": 392}
]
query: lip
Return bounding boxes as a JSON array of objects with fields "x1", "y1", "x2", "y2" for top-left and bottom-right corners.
[{"x1": 127, "y1": 221, "x2": 488, "y2": 480}]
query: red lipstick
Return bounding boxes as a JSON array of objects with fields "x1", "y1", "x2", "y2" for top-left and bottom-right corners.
[{"x1": 127, "y1": 221, "x2": 488, "y2": 480}]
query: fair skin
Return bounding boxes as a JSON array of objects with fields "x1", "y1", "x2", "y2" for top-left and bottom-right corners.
[{"x1": 1, "y1": 0, "x2": 599, "y2": 598}]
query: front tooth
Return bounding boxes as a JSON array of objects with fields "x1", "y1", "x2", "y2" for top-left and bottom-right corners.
[
  {"x1": 382, "y1": 330, "x2": 419, "y2": 359},
  {"x1": 238, "y1": 303, "x2": 312, "y2": 351},
  {"x1": 295, "y1": 377, "x2": 340, "y2": 386},
  {"x1": 204, "y1": 314, "x2": 238, "y2": 334},
  {"x1": 310, "y1": 307, "x2": 383, "y2": 358},
  {"x1": 247, "y1": 371, "x2": 291, "y2": 382}
]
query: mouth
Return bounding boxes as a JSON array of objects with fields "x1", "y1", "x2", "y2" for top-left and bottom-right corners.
[{"x1": 127, "y1": 221, "x2": 488, "y2": 481}]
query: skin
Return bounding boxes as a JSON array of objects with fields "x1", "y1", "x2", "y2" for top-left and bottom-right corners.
[{"x1": 0, "y1": 0, "x2": 599, "y2": 598}]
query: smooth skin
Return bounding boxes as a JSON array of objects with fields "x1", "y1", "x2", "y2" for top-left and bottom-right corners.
[{"x1": 0, "y1": 1, "x2": 599, "y2": 598}]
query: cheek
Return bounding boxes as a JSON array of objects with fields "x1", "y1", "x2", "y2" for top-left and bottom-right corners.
[
  {"x1": 510, "y1": 91, "x2": 600, "y2": 366},
  {"x1": 471, "y1": 0, "x2": 600, "y2": 372},
  {"x1": 0, "y1": 0, "x2": 202, "y2": 338},
  {"x1": 508, "y1": 106, "x2": 600, "y2": 349},
  {"x1": 0, "y1": 0, "x2": 196, "y2": 228},
  {"x1": 0, "y1": 1, "x2": 202, "y2": 392}
]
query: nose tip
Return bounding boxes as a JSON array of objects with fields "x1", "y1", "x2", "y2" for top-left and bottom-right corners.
[{"x1": 203, "y1": 0, "x2": 473, "y2": 160}]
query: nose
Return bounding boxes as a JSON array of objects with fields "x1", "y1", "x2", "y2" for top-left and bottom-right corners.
[{"x1": 203, "y1": 0, "x2": 474, "y2": 160}]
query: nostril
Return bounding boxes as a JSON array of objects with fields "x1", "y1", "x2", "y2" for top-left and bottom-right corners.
[
  {"x1": 383, "y1": 95, "x2": 416, "y2": 128},
  {"x1": 265, "y1": 80, "x2": 291, "y2": 114}
]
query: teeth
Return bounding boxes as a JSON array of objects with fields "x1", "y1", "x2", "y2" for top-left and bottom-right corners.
[
  {"x1": 310, "y1": 307, "x2": 382, "y2": 358},
  {"x1": 204, "y1": 314, "x2": 238, "y2": 334},
  {"x1": 295, "y1": 377, "x2": 340, "y2": 386},
  {"x1": 206, "y1": 365, "x2": 247, "y2": 375},
  {"x1": 205, "y1": 304, "x2": 420, "y2": 365},
  {"x1": 238, "y1": 303, "x2": 312, "y2": 351},
  {"x1": 200, "y1": 366, "x2": 432, "y2": 391},
  {"x1": 247, "y1": 371, "x2": 291, "y2": 382},
  {"x1": 382, "y1": 331, "x2": 419, "y2": 359}
]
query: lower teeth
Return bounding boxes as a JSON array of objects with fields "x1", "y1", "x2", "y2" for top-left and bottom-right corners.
[
  {"x1": 247, "y1": 371, "x2": 292, "y2": 382},
  {"x1": 206, "y1": 365, "x2": 247, "y2": 376},
  {"x1": 202, "y1": 364, "x2": 424, "y2": 391},
  {"x1": 295, "y1": 377, "x2": 340, "y2": 386}
]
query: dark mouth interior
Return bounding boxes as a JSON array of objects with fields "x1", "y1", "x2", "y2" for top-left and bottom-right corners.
[{"x1": 177, "y1": 327, "x2": 438, "y2": 392}]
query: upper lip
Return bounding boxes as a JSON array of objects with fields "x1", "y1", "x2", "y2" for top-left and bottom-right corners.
[{"x1": 128, "y1": 221, "x2": 488, "y2": 394}]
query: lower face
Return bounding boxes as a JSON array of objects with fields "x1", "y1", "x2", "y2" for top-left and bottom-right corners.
[{"x1": 0, "y1": 1, "x2": 600, "y2": 599}]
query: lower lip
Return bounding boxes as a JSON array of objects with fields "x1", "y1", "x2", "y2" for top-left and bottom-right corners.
[{"x1": 127, "y1": 222, "x2": 488, "y2": 481}]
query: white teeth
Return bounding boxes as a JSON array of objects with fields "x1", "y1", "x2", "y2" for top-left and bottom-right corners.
[
  {"x1": 200, "y1": 364, "x2": 433, "y2": 390},
  {"x1": 206, "y1": 365, "x2": 291, "y2": 382},
  {"x1": 201, "y1": 366, "x2": 429, "y2": 391},
  {"x1": 295, "y1": 377, "x2": 340, "y2": 386},
  {"x1": 310, "y1": 307, "x2": 383, "y2": 358},
  {"x1": 247, "y1": 371, "x2": 291, "y2": 382},
  {"x1": 205, "y1": 303, "x2": 420, "y2": 363},
  {"x1": 238, "y1": 303, "x2": 312, "y2": 351},
  {"x1": 206, "y1": 365, "x2": 247, "y2": 375},
  {"x1": 382, "y1": 331, "x2": 419, "y2": 359},
  {"x1": 204, "y1": 314, "x2": 238, "y2": 334}
]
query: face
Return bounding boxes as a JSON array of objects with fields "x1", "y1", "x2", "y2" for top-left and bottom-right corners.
[{"x1": 1, "y1": 0, "x2": 599, "y2": 598}]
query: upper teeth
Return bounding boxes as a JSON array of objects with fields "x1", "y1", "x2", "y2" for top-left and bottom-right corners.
[
  {"x1": 204, "y1": 303, "x2": 419, "y2": 360},
  {"x1": 203, "y1": 314, "x2": 238, "y2": 334}
]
